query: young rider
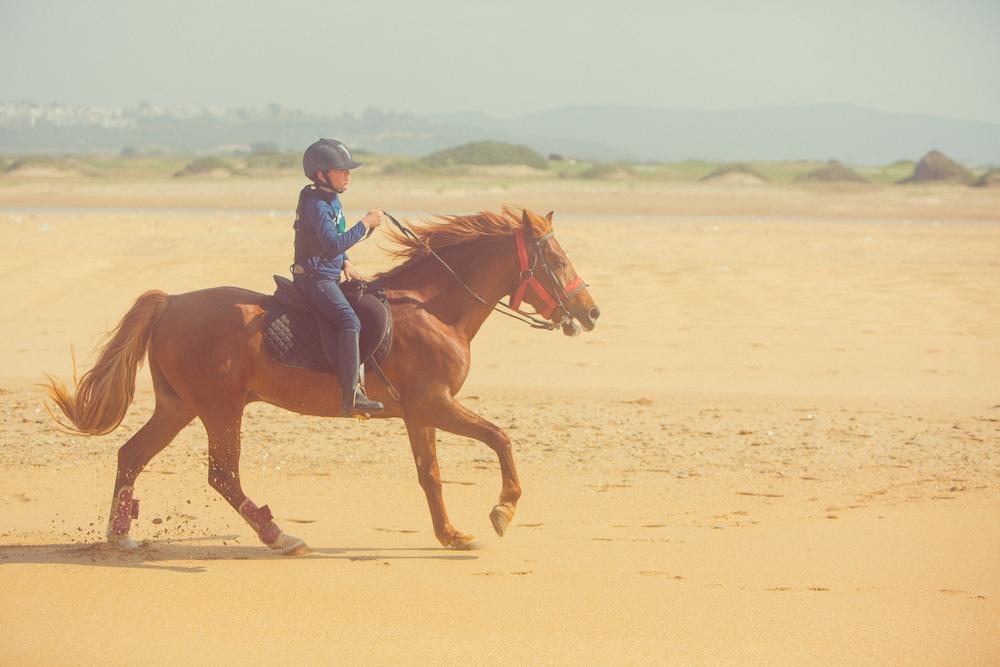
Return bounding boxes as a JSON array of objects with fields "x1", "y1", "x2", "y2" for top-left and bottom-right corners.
[{"x1": 292, "y1": 138, "x2": 385, "y2": 416}]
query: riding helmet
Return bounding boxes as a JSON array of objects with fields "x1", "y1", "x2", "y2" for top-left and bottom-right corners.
[{"x1": 303, "y1": 138, "x2": 362, "y2": 180}]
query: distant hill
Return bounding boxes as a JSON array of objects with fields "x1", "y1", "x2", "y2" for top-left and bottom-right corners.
[
  {"x1": 422, "y1": 141, "x2": 547, "y2": 169},
  {"x1": 2, "y1": 102, "x2": 998, "y2": 164},
  {"x1": 443, "y1": 104, "x2": 1000, "y2": 165},
  {"x1": 173, "y1": 156, "x2": 238, "y2": 178},
  {"x1": 700, "y1": 163, "x2": 769, "y2": 185},
  {"x1": 795, "y1": 160, "x2": 868, "y2": 183},
  {"x1": 3, "y1": 155, "x2": 92, "y2": 177},
  {"x1": 971, "y1": 167, "x2": 1000, "y2": 188},
  {"x1": 900, "y1": 149, "x2": 974, "y2": 184}
]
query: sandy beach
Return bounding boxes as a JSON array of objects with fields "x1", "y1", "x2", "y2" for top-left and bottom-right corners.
[{"x1": 1, "y1": 177, "x2": 998, "y2": 665}]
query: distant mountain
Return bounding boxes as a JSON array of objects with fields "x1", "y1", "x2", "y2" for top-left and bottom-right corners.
[
  {"x1": 1, "y1": 102, "x2": 997, "y2": 164},
  {"x1": 427, "y1": 104, "x2": 1000, "y2": 165}
]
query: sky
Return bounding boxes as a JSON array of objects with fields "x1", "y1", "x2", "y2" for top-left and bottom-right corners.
[{"x1": 2, "y1": 0, "x2": 999, "y2": 123}]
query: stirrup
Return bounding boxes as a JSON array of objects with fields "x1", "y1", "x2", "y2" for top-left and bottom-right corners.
[
  {"x1": 342, "y1": 386, "x2": 383, "y2": 418},
  {"x1": 342, "y1": 405, "x2": 375, "y2": 420}
]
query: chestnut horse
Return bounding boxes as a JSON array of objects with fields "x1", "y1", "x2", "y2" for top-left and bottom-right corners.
[{"x1": 47, "y1": 207, "x2": 599, "y2": 554}]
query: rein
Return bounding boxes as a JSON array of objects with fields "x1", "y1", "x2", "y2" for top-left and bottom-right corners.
[{"x1": 381, "y1": 212, "x2": 584, "y2": 331}]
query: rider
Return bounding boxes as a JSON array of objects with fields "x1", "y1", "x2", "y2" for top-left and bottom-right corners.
[{"x1": 292, "y1": 138, "x2": 385, "y2": 417}]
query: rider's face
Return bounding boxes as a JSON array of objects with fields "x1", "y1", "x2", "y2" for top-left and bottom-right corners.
[{"x1": 319, "y1": 168, "x2": 350, "y2": 192}]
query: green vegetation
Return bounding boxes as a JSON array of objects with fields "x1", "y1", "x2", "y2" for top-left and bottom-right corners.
[
  {"x1": 249, "y1": 141, "x2": 280, "y2": 155},
  {"x1": 380, "y1": 159, "x2": 471, "y2": 176},
  {"x1": 421, "y1": 141, "x2": 548, "y2": 169},
  {"x1": 379, "y1": 159, "x2": 423, "y2": 175},
  {"x1": 575, "y1": 162, "x2": 635, "y2": 180},
  {"x1": 856, "y1": 162, "x2": 915, "y2": 184},
  {"x1": 4, "y1": 154, "x2": 92, "y2": 175},
  {"x1": 0, "y1": 144, "x2": 985, "y2": 189},
  {"x1": 244, "y1": 151, "x2": 298, "y2": 171},
  {"x1": 700, "y1": 163, "x2": 769, "y2": 183},
  {"x1": 971, "y1": 167, "x2": 1000, "y2": 188},
  {"x1": 74, "y1": 154, "x2": 191, "y2": 178},
  {"x1": 795, "y1": 160, "x2": 868, "y2": 184},
  {"x1": 3, "y1": 155, "x2": 102, "y2": 178},
  {"x1": 629, "y1": 160, "x2": 715, "y2": 182},
  {"x1": 173, "y1": 156, "x2": 238, "y2": 178},
  {"x1": 751, "y1": 161, "x2": 825, "y2": 183}
]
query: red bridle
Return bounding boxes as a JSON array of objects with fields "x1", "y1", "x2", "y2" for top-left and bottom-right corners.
[{"x1": 508, "y1": 228, "x2": 587, "y2": 319}]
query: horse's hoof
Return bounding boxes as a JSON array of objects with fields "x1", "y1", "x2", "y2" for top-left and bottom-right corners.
[
  {"x1": 106, "y1": 533, "x2": 139, "y2": 550},
  {"x1": 443, "y1": 532, "x2": 479, "y2": 550},
  {"x1": 269, "y1": 532, "x2": 311, "y2": 556},
  {"x1": 284, "y1": 542, "x2": 312, "y2": 556},
  {"x1": 490, "y1": 503, "x2": 514, "y2": 537}
]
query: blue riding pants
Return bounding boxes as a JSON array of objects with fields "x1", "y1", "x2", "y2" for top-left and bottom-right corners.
[{"x1": 294, "y1": 273, "x2": 361, "y2": 335}]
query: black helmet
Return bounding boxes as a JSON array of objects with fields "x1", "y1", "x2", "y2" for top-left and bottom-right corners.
[{"x1": 302, "y1": 138, "x2": 362, "y2": 180}]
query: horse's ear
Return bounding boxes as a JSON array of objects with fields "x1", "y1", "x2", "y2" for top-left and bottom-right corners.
[
  {"x1": 545, "y1": 211, "x2": 554, "y2": 223},
  {"x1": 521, "y1": 209, "x2": 535, "y2": 235}
]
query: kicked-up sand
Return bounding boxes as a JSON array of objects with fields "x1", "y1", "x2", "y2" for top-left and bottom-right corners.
[{"x1": 0, "y1": 177, "x2": 998, "y2": 665}]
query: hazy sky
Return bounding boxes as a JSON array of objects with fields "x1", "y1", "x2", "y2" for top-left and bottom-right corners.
[{"x1": 2, "y1": 0, "x2": 999, "y2": 122}]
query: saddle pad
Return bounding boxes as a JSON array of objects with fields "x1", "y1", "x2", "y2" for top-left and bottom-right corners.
[{"x1": 263, "y1": 292, "x2": 391, "y2": 374}]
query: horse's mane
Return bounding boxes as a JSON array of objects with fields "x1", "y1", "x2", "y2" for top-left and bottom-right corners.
[{"x1": 376, "y1": 206, "x2": 552, "y2": 280}]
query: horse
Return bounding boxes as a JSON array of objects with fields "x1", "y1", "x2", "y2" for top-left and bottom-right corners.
[{"x1": 45, "y1": 207, "x2": 600, "y2": 554}]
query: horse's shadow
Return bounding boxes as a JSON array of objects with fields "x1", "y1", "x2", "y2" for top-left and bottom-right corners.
[{"x1": 0, "y1": 535, "x2": 479, "y2": 574}]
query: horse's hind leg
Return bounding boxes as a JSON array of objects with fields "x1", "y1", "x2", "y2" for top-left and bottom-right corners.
[
  {"x1": 107, "y1": 396, "x2": 194, "y2": 548},
  {"x1": 200, "y1": 405, "x2": 309, "y2": 555}
]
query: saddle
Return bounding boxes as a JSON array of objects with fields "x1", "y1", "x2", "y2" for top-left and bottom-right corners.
[{"x1": 263, "y1": 275, "x2": 392, "y2": 374}]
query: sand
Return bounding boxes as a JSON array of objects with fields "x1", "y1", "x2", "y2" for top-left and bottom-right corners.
[{"x1": 0, "y1": 177, "x2": 998, "y2": 665}]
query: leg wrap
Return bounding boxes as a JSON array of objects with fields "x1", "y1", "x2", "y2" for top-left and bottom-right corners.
[
  {"x1": 108, "y1": 486, "x2": 140, "y2": 537},
  {"x1": 238, "y1": 498, "x2": 282, "y2": 545}
]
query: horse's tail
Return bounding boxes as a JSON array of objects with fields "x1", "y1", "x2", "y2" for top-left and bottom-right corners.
[{"x1": 45, "y1": 290, "x2": 171, "y2": 436}]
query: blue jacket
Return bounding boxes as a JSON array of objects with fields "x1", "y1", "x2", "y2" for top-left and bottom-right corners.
[{"x1": 293, "y1": 185, "x2": 367, "y2": 277}]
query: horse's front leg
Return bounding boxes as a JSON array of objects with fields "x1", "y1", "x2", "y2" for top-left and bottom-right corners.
[
  {"x1": 432, "y1": 399, "x2": 521, "y2": 537},
  {"x1": 403, "y1": 420, "x2": 477, "y2": 549}
]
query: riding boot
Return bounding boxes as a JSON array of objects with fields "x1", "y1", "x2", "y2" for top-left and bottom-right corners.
[{"x1": 336, "y1": 331, "x2": 384, "y2": 417}]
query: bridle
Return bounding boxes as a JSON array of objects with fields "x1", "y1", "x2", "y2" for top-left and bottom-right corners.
[
  {"x1": 509, "y1": 228, "x2": 587, "y2": 323},
  {"x1": 382, "y1": 213, "x2": 588, "y2": 330}
]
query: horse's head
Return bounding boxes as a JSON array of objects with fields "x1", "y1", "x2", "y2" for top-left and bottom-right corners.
[{"x1": 513, "y1": 209, "x2": 600, "y2": 337}]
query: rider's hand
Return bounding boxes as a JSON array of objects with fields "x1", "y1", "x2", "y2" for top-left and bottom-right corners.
[
  {"x1": 363, "y1": 208, "x2": 385, "y2": 231},
  {"x1": 343, "y1": 261, "x2": 363, "y2": 281}
]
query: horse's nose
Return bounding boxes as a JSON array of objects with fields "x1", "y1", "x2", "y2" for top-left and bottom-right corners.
[{"x1": 589, "y1": 307, "x2": 601, "y2": 322}]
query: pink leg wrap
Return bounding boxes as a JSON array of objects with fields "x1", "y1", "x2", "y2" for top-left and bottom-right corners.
[
  {"x1": 238, "y1": 499, "x2": 282, "y2": 545},
  {"x1": 109, "y1": 486, "x2": 140, "y2": 536}
]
